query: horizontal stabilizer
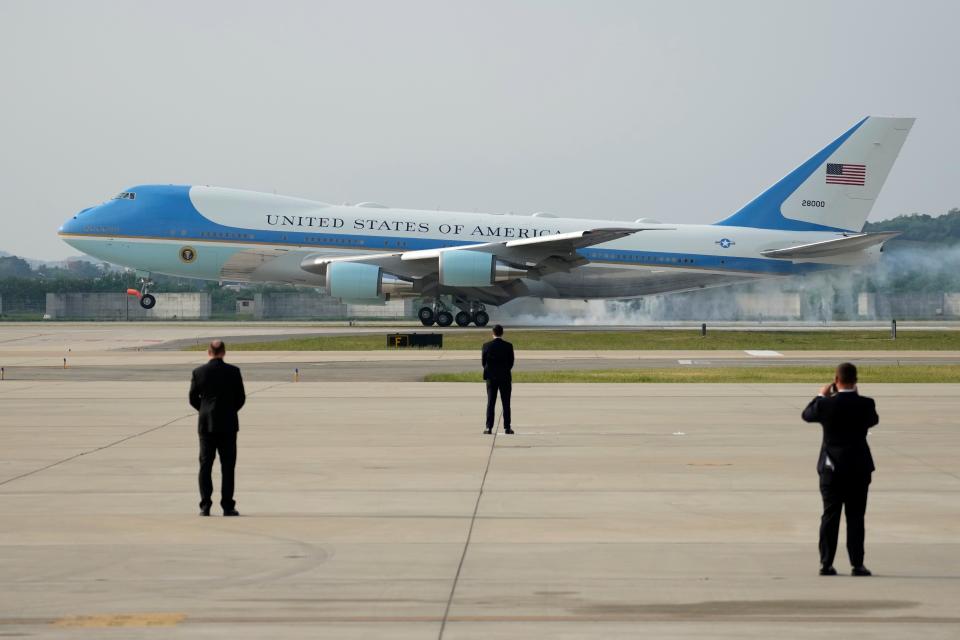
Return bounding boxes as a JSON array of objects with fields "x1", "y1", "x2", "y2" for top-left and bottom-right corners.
[{"x1": 760, "y1": 231, "x2": 900, "y2": 259}]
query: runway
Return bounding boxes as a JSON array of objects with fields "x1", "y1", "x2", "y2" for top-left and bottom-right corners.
[
  {"x1": 1, "y1": 322, "x2": 959, "y2": 383},
  {"x1": 1, "y1": 323, "x2": 959, "y2": 638}
]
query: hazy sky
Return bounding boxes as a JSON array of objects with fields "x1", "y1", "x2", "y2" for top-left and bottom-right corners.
[{"x1": 2, "y1": 0, "x2": 957, "y2": 259}]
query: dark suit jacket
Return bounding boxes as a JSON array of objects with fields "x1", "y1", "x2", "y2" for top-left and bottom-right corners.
[
  {"x1": 482, "y1": 338, "x2": 514, "y2": 382},
  {"x1": 801, "y1": 391, "x2": 878, "y2": 481},
  {"x1": 189, "y1": 358, "x2": 246, "y2": 434}
]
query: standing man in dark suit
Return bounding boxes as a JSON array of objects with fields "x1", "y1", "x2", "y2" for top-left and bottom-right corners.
[
  {"x1": 482, "y1": 324, "x2": 514, "y2": 435},
  {"x1": 801, "y1": 362, "x2": 878, "y2": 576},
  {"x1": 189, "y1": 340, "x2": 246, "y2": 516}
]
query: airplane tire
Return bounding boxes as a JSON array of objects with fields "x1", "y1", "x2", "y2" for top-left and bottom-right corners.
[
  {"x1": 454, "y1": 311, "x2": 472, "y2": 327},
  {"x1": 418, "y1": 306, "x2": 435, "y2": 326},
  {"x1": 436, "y1": 311, "x2": 454, "y2": 327},
  {"x1": 140, "y1": 294, "x2": 156, "y2": 310},
  {"x1": 473, "y1": 310, "x2": 489, "y2": 327}
]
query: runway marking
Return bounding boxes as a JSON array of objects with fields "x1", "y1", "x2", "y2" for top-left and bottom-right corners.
[
  {"x1": 438, "y1": 410, "x2": 500, "y2": 640},
  {"x1": 678, "y1": 359, "x2": 693, "y2": 365},
  {"x1": 745, "y1": 350, "x2": 783, "y2": 357},
  {"x1": 0, "y1": 381, "x2": 289, "y2": 487},
  {"x1": 53, "y1": 613, "x2": 186, "y2": 628}
]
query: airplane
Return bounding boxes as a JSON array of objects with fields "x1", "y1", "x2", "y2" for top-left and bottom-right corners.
[{"x1": 59, "y1": 116, "x2": 913, "y2": 327}]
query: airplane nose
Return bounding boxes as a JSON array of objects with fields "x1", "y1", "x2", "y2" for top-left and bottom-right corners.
[{"x1": 59, "y1": 206, "x2": 94, "y2": 234}]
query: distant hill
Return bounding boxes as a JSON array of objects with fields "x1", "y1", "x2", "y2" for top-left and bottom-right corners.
[{"x1": 864, "y1": 208, "x2": 960, "y2": 245}]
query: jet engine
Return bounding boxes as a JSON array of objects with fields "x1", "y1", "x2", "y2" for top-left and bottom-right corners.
[
  {"x1": 438, "y1": 250, "x2": 527, "y2": 287},
  {"x1": 324, "y1": 262, "x2": 414, "y2": 302}
]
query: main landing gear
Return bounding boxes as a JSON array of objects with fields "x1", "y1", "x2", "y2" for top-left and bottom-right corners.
[
  {"x1": 418, "y1": 300, "x2": 489, "y2": 327},
  {"x1": 418, "y1": 303, "x2": 453, "y2": 327}
]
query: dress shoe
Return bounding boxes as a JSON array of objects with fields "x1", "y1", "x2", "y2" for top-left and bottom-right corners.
[
  {"x1": 819, "y1": 566, "x2": 837, "y2": 576},
  {"x1": 851, "y1": 565, "x2": 872, "y2": 576},
  {"x1": 504, "y1": 428, "x2": 515, "y2": 434},
  {"x1": 483, "y1": 427, "x2": 492, "y2": 434},
  {"x1": 223, "y1": 509, "x2": 240, "y2": 517},
  {"x1": 199, "y1": 507, "x2": 211, "y2": 517}
]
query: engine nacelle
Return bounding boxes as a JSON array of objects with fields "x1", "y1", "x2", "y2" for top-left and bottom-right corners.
[
  {"x1": 325, "y1": 262, "x2": 414, "y2": 301},
  {"x1": 327, "y1": 262, "x2": 381, "y2": 300},
  {"x1": 439, "y1": 250, "x2": 527, "y2": 287}
]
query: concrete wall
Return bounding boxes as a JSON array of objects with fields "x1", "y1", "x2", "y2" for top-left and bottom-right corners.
[
  {"x1": 866, "y1": 293, "x2": 950, "y2": 320},
  {"x1": 46, "y1": 293, "x2": 211, "y2": 320},
  {"x1": 732, "y1": 292, "x2": 802, "y2": 319},
  {"x1": 858, "y1": 293, "x2": 877, "y2": 318},
  {"x1": 348, "y1": 299, "x2": 416, "y2": 319},
  {"x1": 252, "y1": 293, "x2": 415, "y2": 319},
  {"x1": 944, "y1": 293, "x2": 960, "y2": 317},
  {"x1": 253, "y1": 293, "x2": 347, "y2": 320}
]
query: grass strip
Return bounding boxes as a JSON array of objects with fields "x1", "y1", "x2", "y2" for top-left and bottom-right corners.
[
  {"x1": 424, "y1": 365, "x2": 960, "y2": 383},
  {"x1": 218, "y1": 330, "x2": 960, "y2": 352}
]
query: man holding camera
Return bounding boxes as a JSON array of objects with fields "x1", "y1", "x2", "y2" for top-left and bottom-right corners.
[{"x1": 802, "y1": 362, "x2": 879, "y2": 577}]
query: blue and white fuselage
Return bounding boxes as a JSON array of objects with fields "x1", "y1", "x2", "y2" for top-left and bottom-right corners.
[{"x1": 59, "y1": 116, "x2": 914, "y2": 320}]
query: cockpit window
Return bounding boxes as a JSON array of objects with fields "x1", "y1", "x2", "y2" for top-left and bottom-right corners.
[{"x1": 112, "y1": 191, "x2": 136, "y2": 201}]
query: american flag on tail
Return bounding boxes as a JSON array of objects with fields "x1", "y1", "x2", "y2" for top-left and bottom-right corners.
[{"x1": 826, "y1": 163, "x2": 866, "y2": 186}]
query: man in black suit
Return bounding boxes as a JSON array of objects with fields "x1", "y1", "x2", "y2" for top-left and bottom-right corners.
[
  {"x1": 482, "y1": 324, "x2": 514, "y2": 435},
  {"x1": 802, "y1": 362, "x2": 878, "y2": 576},
  {"x1": 189, "y1": 340, "x2": 246, "y2": 516}
]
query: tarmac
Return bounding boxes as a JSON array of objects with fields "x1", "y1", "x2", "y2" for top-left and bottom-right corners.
[{"x1": 1, "y1": 323, "x2": 959, "y2": 638}]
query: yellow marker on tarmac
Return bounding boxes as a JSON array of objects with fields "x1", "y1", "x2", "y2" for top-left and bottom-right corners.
[{"x1": 53, "y1": 613, "x2": 186, "y2": 628}]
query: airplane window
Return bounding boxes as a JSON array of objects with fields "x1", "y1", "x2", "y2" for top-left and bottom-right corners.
[{"x1": 112, "y1": 191, "x2": 136, "y2": 200}]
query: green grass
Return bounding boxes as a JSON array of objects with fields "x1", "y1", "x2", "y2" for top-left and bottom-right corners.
[
  {"x1": 220, "y1": 329, "x2": 960, "y2": 352},
  {"x1": 424, "y1": 364, "x2": 960, "y2": 384}
]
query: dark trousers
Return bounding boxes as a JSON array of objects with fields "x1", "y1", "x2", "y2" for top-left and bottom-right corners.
[
  {"x1": 819, "y1": 476, "x2": 870, "y2": 568},
  {"x1": 485, "y1": 379, "x2": 512, "y2": 429},
  {"x1": 199, "y1": 431, "x2": 237, "y2": 510}
]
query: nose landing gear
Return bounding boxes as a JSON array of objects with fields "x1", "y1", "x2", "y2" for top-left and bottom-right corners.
[{"x1": 129, "y1": 277, "x2": 156, "y2": 310}]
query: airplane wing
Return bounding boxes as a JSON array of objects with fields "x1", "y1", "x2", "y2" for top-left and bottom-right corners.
[
  {"x1": 760, "y1": 231, "x2": 900, "y2": 259},
  {"x1": 299, "y1": 227, "x2": 661, "y2": 279}
]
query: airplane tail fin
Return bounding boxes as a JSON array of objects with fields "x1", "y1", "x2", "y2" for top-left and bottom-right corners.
[{"x1": 715, "y1": 116, "x2": 914, "y2": 232}]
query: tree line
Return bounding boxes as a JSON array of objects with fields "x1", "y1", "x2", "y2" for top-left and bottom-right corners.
[{"x1": 863, "y1": 208, "x2": 960, "y2": 244}]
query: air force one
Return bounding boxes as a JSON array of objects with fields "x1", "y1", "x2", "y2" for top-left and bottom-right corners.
[{"x1": 60, "y1": 116, "x2": 913, "y2": 327}]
